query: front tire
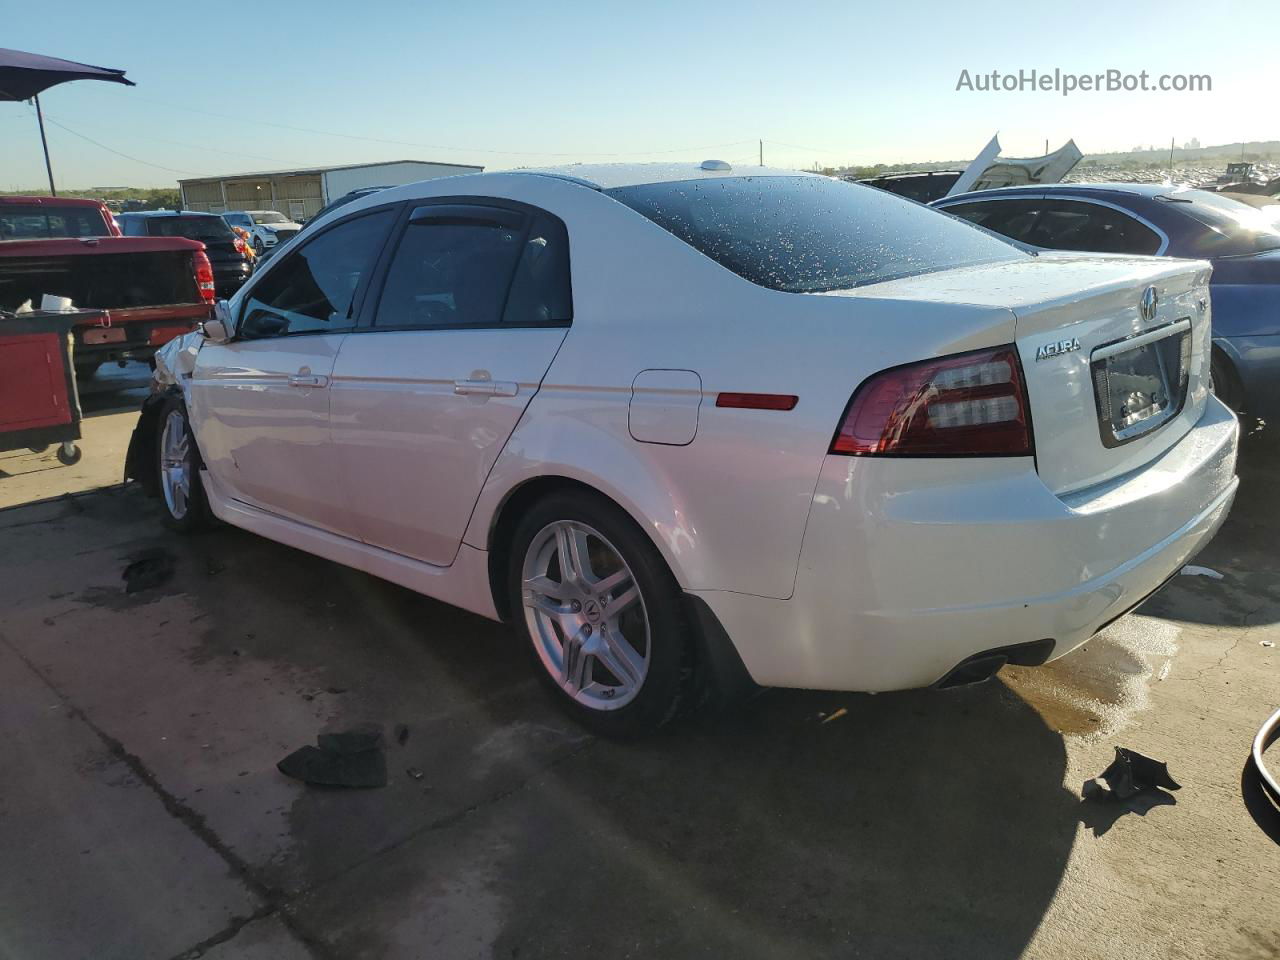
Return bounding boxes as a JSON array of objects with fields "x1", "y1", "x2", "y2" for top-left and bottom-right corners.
[
  {"x1": 156, "y1": 397, "x2": 211, "y2": 533},
  {"x1": 507, "y1": 492, "x2": 692, "y2": 737}
]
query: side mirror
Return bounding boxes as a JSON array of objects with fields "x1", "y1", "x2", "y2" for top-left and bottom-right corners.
[{"x1": 203, "y1": 300, "x2": 233, "y2": 343}]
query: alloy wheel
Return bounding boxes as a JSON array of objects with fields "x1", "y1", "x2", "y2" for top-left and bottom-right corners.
[
  {"x1": 521, "y1": 520, "x2": 650, "y2": 710},
  {"x1": 160, "y1": 409, "x2": 192, "y2": 520}
]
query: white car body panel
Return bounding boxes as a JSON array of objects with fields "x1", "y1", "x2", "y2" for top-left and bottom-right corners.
[
  {"x1": 188, "y1": 334, "x2": 357, "y2": 537},
  {"x1": 194, "y1": 165, "x2": 1239, "y2": 694},
  {"x1": 329, "y1": 327, "x2": 568, "y2": 565},
  {"x1": 697, "y1": 397, "x2": 1237, "y2": 690}
]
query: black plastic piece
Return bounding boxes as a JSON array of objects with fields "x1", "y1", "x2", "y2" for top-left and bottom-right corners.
[
  {"x1": 123, "y1": 391, "x2": 167, "y2": 495},
  {"x1": 277, "y1": 726, "x2": 387, "y2": 789},
  {"x1": 1097, "y1": 747, "x2": 1181, "y2": 800},
  {"x1": 683, "y1": 593, "x2": 760, "y2": 709}
]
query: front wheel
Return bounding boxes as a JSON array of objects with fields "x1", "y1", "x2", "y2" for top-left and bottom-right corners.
[
  {"x1": 156, "y1": 397, "x2": 211, "y2": 533},
  {"x1": 508, "y1": 492, "x2": 693, "y2": 737}
]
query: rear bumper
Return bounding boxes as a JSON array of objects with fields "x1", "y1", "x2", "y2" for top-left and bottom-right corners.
[
  {"x1": 72, "y1": 306, "x2": 205, "y2": 365},
  {"x1": 212, "y1": 261, "x2": 252, "y2": 298},
  {"x1": 695, "y1": 396, "x2": 1239, "y2": 692}
]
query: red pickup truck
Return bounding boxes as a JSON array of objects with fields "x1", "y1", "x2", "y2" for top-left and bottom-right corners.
[{"x1": 0, "y1": 196, "x2": 214, "y2": 377}]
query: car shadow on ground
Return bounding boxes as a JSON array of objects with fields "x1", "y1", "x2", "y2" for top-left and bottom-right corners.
[{"x1": 162, "y1": 503, "x2": 1079, "y2": 960}]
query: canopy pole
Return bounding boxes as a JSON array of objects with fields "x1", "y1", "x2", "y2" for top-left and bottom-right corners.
[{"x1": 33, "y1": 94, "x2": 56, "y2": 196}]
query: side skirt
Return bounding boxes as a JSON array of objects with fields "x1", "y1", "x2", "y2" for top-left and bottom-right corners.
[{"x1": 201, "y1": 470, "x2": 500, "y2": 621}]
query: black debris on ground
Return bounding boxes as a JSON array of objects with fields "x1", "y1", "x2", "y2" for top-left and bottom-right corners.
[
  {"x1": 1080, "y1": 747, "x2": 1181, "y2": 835},
  {"x1": 121, "y1": 549, "x2": 175, "y2": 594},
  {"x1": 277, "y1": 725, "x2": 387, "y2": 789}
]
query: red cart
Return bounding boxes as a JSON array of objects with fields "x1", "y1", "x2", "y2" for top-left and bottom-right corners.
[{"x1": 0, "y1": 309, "x2": 90, "y2": 465}]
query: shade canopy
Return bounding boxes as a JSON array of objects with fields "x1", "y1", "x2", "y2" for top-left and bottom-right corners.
[{"x1": 0, "y1": 47, "x2": 134, "y2": 101}]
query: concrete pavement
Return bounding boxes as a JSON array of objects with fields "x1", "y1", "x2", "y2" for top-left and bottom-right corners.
[{"x1": 0, "y1": 400, "x2": 1277, "y2": 958}]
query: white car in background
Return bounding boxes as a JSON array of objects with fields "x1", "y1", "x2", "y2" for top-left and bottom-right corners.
[
  {"x1": 136, "y1": 163, "x2": 1239, "y2": 736},
  {"x1": 222, "y1": 209, "x2": 303, "y2": 255}
]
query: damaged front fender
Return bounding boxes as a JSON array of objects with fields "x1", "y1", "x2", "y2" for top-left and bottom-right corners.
[{"x1": 125, "y1": 329, "x2": 204, "y2": 495}]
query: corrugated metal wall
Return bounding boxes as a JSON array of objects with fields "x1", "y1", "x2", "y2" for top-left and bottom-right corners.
[{"x1": 180, "y1": 176, "x2": 323, "y2": 219}]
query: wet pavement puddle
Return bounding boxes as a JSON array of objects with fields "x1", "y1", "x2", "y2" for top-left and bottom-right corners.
[{"x1": 1002, "y1": 615, "x2": 1180, "y2": 738}]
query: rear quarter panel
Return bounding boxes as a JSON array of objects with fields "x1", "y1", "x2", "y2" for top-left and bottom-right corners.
[{"x1": 451, "y1": 175, "x2": 1019, "y2": 599}]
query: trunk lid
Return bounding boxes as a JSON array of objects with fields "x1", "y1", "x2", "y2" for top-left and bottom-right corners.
[{"x1": 846, "y1": 252, "x2": 1214, "y2": 494}]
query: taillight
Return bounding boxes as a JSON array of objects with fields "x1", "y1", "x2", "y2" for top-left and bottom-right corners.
[
  {"x1": 830, "y1": 345, "x2": 1033, "y2": 457},
  {"x1": 193, "y1": 249, "x2": 216, "y2": 303}
]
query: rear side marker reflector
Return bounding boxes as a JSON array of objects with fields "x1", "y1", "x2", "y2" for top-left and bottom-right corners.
[
  {"x1": 831, "y1": 345, "x2": 1033, "y2": 457},
  {"x1": 716, "y1": 392, "x2": 799, "y2": 411}
]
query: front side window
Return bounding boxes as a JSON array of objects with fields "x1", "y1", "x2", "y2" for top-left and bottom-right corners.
[
  {"x1": 239, "y1": 209, "x2": 394, "y2": 339},
  {"x1": 374, "y1": 207, "x2": 571, "y2": 329},
  {"x1": 606, "y1": 176, "x2": 1024, "y2": 293}
]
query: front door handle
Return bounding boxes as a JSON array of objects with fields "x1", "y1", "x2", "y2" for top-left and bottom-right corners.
[
  {"x1": 453, "y1": 378, "x2": 518, "y2": 397},
  {"x1": 289, "y1": 374, "x2": 329, "y2": 388}
]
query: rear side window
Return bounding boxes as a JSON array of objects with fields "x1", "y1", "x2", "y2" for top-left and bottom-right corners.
[
  {"x1": 1026, "y1": 200, "x2": 1162, "y2": 255},
  {"x1": 374, "y1": 206, "x2": 571, "y2": 329},
  {"x1": 1169, "y1": 191, "x2": 1280, "y2": 256},
  {"x1": 0, "y1": 206, "x2": 110, "y2": 239},
  {"x1": 606, "y1": 176, "x2": 1024, "y2": 293},
  {"x1": 240, "y1": 209, "x2": 395, "y2": 339}
]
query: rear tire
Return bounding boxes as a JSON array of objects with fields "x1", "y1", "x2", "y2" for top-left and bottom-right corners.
[
  {"x1": 1210, "y1": 350, "x2": 1245, "y2": 415},
  {"x1": 156, "y1": 397, "x2": 211, "y2": 533},
  {"x1": 507, "y1": 491, "x2": 692, "y2": 737}
]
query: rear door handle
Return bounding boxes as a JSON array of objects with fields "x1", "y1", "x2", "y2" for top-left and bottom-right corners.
[
  {"x1": 289, "y1": 374, "x2": 329, "y2": 388},
  {"x1": 453, "y1": 379, "x2": 517, "y2": 397}
]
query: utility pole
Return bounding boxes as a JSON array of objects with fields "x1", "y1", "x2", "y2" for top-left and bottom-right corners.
[
  {"x1": 1045, "y1": 138, "x2": 1049, "y2": 155},
  {"x1": 33, "y1": 95, "x2": 56, "y2": 196},
  {"x1": 759, "y1": 140, "x2": 763, "y2": 166},
  {"x1": 1169, "y1": 136, "x2": 1175, "y2": 181}
]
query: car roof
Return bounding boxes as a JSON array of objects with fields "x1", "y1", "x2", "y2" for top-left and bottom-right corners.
[
  {"x1": 938, "y1": 182, "x2": 1215, "y2": 204},
  {"x1": 119, "y1": 209, "x2": 219, "y2": 218},
  {"x1": 0, "y1": 196, "x2": 107, "y2": 208},
  {"x1": 509, "y1": 162, "x2": 819, "y2": 190}
]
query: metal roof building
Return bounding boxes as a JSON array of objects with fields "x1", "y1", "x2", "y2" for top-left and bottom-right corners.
[{"x1": 177, "y1": 159, "x2": 483, "y2": 221}]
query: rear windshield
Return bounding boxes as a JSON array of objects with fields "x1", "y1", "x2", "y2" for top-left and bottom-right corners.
[
  {"x1": 146, "y1": 216, "x2": 235, "y2": 242},
  {"x1": 1165, "y1": 191, "x2": 1280, "y2": 256},
  {"x1": 0, "y1": 205, "x2": 110, "y2": 240},
  {"x1": 606, "y1": 176, "x2": 1025, "y2": 293},
  {"x1": 252, "y1": 212, "x2": 289, "y2": 224}
]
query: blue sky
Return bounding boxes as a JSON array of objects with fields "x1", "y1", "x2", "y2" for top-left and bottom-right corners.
[{"x1": 2, "y1": 0, "x2": 1275, "y2": 188}]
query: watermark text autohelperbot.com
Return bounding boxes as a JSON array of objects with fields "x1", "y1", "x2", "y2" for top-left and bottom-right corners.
[{"x1": 956, "y1": 69, "x2": 1211, "y2": 96}]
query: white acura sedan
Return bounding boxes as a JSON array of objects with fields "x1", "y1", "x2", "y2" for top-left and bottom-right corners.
[{"x1": 133, "y1": 162, "x2": 1239, "y2": 735}]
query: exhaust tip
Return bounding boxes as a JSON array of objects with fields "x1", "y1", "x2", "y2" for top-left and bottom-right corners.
[{"x1": 936, "y1": 638, "x2": 1055, "y2": 689}]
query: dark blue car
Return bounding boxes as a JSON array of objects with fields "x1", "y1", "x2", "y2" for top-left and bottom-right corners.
[{"x1": 933, "y1": 184, "x2": 1280, "y2": 425}]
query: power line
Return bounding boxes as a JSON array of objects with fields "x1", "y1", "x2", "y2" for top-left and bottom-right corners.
[
  {"x1": 764, "y1": 139, "x2": 850, "y2": 156},
  {"x1": 40, "y1": 114, "x2": 204, "y2": 175},
  {"x1": 84, "y1": 87, "x2": 757, "y2": 159}
]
